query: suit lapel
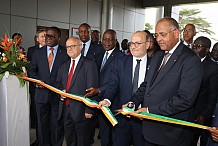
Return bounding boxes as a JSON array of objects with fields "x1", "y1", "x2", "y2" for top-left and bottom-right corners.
[
  {"x1": 64, "y1": 61, "x2": 71, "y2": 89},
  {"x1": 149, "y1": 43, "x2": 183, "y2": 91},
  {"x1": 68, "y1": 57, "x2": 83, "y2": 90},
  {"x1": 126, "y1": 56, "x2": 133, "y2": 93},
  {"x1": 101, "y1": 49, "x2": 116, "y2": 72}
]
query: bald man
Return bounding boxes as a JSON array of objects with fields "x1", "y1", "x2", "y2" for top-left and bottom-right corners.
[{"x1": 56, "y1": 37, "x2": 98, "y2": 146}]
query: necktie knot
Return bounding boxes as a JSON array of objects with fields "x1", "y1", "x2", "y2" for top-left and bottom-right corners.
[
  {"x1": 136, "y1": 59, "x2": 141, "y2": 64},
  {"x1": 50, "y1": 47, "x2": 54, "y2": 51}
]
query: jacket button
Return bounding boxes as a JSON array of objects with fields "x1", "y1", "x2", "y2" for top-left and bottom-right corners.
[{"x1": 147, "y1": 94, "x2": 150, "y2": 97}]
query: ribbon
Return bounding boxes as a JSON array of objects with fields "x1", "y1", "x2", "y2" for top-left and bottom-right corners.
[
  {"x1": 19, "y1": 76, "x2": 118, "y2": 126},
  {"x1": 121, "y1": 107, "x2": 209, "y2": 129}
]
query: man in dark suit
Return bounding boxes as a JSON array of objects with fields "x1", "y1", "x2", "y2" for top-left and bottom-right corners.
[
  {"x1": 97, "y1": 31, "x2": 152, "y2": 146},
  {"x1": 27, "y1": 29, "x2": 46, "y2": 146},
  {"x1": 78, "y1": 23, "x2": 104, "y2": 70},
  {"x1": 122, "y1": 17, "x2": 203, "y2": 146},
  {"x1": 85, "y1": 29, "x2": 124, "y2": 146},
  {"x1": 78, "y1": 23, "x2": 104, "y2": 144},
  {"x1": 28, "y1": 26, "x2": 69, "y2": 146},
  {"x1": 182, "y1": 23, "x2": 196, "y2": 48},
  {"x1": 56, "y1": 37, "x2": 98, "y2": 146},
  {"x1": 191, "y1": 36, "x2": 218, "y2": 146}
]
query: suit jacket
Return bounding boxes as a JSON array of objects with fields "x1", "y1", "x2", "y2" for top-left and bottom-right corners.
[
  {"x1": 105, "y1": 54, "x2": 149, "y2": 112},
  {"x1": 193, "y1": 57, "x2": 218, "y2": 121},
  {"x1": 98, "y1": 48, "x2": 124, "y2": 99},
  {"x1": 132, "y1": 42, "x2": 203, "y2": 145},
  {"x1": 27, "y1": 45, "x2": 40, "y2": 97},
  {"x1": 27, "y1": 45, "x2": 69, "y2": 103},
  {"x1": 85, "y1": 42, "x2": 105, "y2": 70},
  {"x1": 56, "y1": 56, "x2": 99, "y2": 121},
  {"x1": 27, "y1": 45, "x2": 40, "y2": 62}
]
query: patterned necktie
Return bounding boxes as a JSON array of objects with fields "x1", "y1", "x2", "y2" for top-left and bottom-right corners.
[
  {"x1": 48, "y1": 47, "x2": 54, "y2": 69},
  {"x1": 81, "y1": 43, "x2": 86, "y2": 56},
  {"x1": 65, "y1": 60, "x2": 75, "y2": 106},
  {"x1": 100, "y1": 51, "x2": 109, "y2": 71},
  {"x1": 158, "y1": 52, "x2": 171, "y2": 72},
  {"x1": 132, "y1": 59, "x2": 141, "y2": 93}
]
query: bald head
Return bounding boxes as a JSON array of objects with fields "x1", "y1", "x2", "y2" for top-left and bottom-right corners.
[
  {"x1": 155, "y1": 17, "x2": 180, "y2": 51},
  {"x1": 66, "y1": 37, "x2": 82, "y2": 59},
  {"x1": 129, "y1": 31, "x2": 150, "y2": 58}
]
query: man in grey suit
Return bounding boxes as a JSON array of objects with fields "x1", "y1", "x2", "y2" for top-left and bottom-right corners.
[
  {"x1": 124, "y1": 17, "x2": 203, "y2": 146},
  {"x1": 56, "y1": 37, "x2": 98, "y2": 146}
]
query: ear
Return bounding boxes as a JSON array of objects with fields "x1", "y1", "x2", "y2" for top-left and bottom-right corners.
[
  {"x1": 174, "y1": 29, "x2": 180, "y2": 39},
  {"x1": 145, "y1": 42, "x2": 151, "y2": 50}
]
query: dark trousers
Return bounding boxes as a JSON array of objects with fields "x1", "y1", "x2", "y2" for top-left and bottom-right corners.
[
  {"x1": 35, "y1": 101, "x2": 64, "y2": 146},
  {"x1": 112, "y1": 117, "x2": 144, "y2": 146},
  {"x1": 63, "y1": 105, "x2": 92, "y2": 146},
  {"x1": 98, "y1": 112, "x2": 112, "y2": 146}
]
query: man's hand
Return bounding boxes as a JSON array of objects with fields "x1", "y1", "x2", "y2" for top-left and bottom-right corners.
[
  {"x1": 84, "y1": 87, "x2": 100, "y2": 98},
  {"x1": 36, "y1": 83, "x2": 44, "y2": 88},
  {"x1": 135, "y1": 108, "x2": 148, "y2": 120},
  {"x1": 97, "y1": 100, "x2": 110, "y2": 108},
  {"x1": 61, "y1": 90, "x2": 66, "y2": 99},
  {"x1": 85, "y1": 113, "x2": 93, "y2": 119},
  {"x1": 196, "y1": 115, "x2": 206, "y2": 125},
  {"x1": 208, "y1": 127, "x2": 218, "y2": 142}
]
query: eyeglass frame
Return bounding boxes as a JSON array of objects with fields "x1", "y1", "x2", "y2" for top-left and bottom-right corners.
[
  {"x1": 183, "y1": 29, "x2": 195, "y2": 33},
  {"x1": 154, "y1": 29, "x2": 177, "y2": 39},
  {"x1": 66, "y1": 44, "x2": 81, "y2": 49},
  {"x1": 128, "y1": 41, "x2": 147, "y2": 48},
  {"x1": 192, "y1": 43, "x2": 206, "y2": 49},
  {"x1": 45, "y1": 34, "x2": 58, "y2": 39}
]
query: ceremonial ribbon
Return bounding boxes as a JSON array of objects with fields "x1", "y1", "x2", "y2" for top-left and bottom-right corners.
[
  {"x1": 19, "y1": 76, "x2": 118, "y2": 126},
  {"x1": 121, "y1": 107, "x2": 209, "y2": 129}
]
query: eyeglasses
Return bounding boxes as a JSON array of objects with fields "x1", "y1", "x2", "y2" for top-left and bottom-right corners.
[
  {"x1": 129, "y1": 42, "x2": 146, "y2": 48},
  {"x1": 183, "y1": 29, "x2": 194, "y2": 33},
  {"x1": 45, "y1": 34, "x2": 57, "y2": 39},
  {"x1": 154, "y1": 29, "x2": 176, "y2": 38},
  {"x1": 192, "y1": 43, "x2": 206, "y2": 49},
  {"x1": 66, "y1": 44, "x2": 80, "y2": 49}
]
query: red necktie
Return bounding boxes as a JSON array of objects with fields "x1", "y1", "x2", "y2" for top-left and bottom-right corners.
[
  {"x1": 65, "y1": 60, "x2": 75, "y2": 106},
  {"x1": 48, "y1": 47, "x2": 54, "y2": 69}
]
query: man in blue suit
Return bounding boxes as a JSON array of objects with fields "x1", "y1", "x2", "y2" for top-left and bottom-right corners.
[
  {"x1": 85, "y1": 29, "x2": 124, "y2": 146},
  {"x1": 97, "y1": 31, "x2": 152, "y2": 146},
  {"x1": 124, "y1": 17, "x2": 203, "y2": 146},
  {"x1": 28, "y1": 26, "x2": 69, "y2": 146}
]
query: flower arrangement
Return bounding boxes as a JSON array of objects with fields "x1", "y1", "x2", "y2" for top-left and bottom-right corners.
[{"x1": 0, "y1": 34, "x2": 29, "y2": 86}]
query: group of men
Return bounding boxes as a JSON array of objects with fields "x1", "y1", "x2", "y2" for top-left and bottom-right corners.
[{"x1": 26, "y1": 17, "x2": 218, "y2": 146}]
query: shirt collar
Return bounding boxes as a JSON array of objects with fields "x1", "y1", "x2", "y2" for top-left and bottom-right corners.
[
  {"x1": 133, "y1": 54, "x2": 147, "y2": 62},
  {"x1": 168, "y1": 41, "x2": 180, "y2": 54}
]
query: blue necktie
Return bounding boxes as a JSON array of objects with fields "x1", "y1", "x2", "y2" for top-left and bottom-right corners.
[{"x1": 100, "y1": 51, "x2": 109, "y2": 71}]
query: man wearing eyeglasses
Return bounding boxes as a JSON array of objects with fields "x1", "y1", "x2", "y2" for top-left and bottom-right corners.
[
  {"x1": 96, "y1": 31, "x2": 151, "y2": 146},
  {"x1": 183, "y1": 23, "x2": 196, "y2": 48},
  {"x1": 191, "y1": 36, "x2": 218, "y2": 146},
  {"x1": 28, "y1": 26, "x2": 69, "y2": 146},
  {"x1": 56, "y1": 37, "x2": 98, "y2": 146},
  {"x1": 122, "y1": 17, "x2": 203, "y2": 146}
]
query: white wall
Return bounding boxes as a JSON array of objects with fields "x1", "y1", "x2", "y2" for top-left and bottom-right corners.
[{"x1": 0, "y1": 0, "x2": 145, "y2": 49}]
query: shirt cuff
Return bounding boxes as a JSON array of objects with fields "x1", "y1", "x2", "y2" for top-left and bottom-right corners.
[{"x1": 103, "y1": 99, "x2": 111, "y2": 106}]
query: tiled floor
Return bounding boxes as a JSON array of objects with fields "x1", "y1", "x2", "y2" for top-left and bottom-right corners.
[{"x1": 30, "y1": 128, "x2": 101, "y2": 146}]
